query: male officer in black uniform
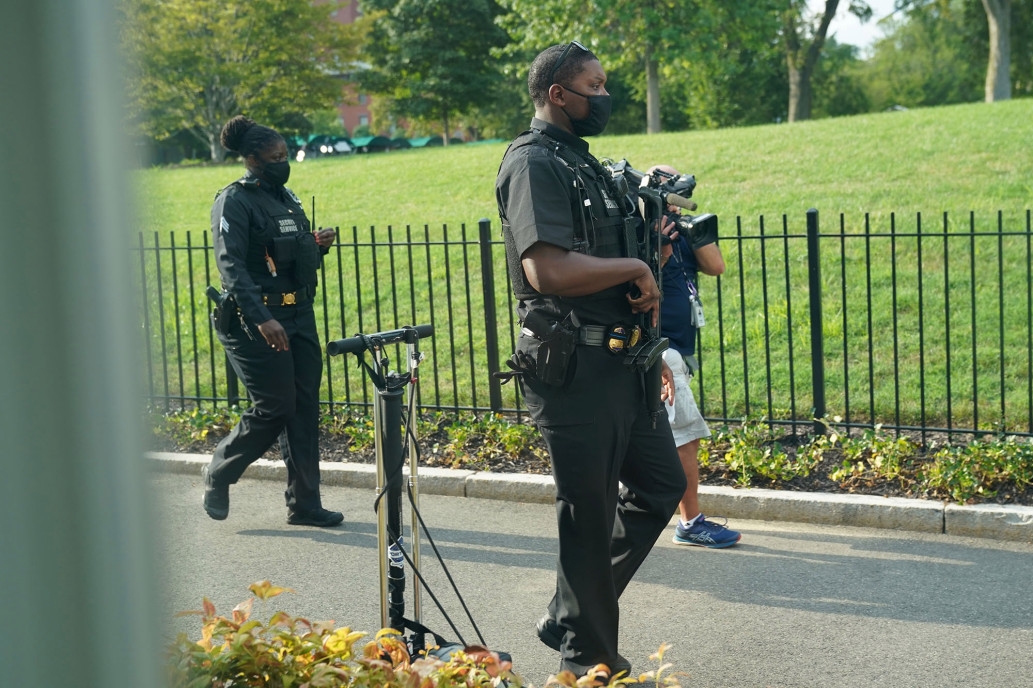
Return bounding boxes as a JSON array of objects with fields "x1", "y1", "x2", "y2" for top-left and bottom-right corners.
[
  {"x1": 495, "y1": 43, "x2": 686, "y2": 678},
  {"x1": 202, "y1": 115, "x2": 342, "y2": 528}
]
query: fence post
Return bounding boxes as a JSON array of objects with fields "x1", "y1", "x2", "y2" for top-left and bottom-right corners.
[
  {"x1": 806, "y1": 208, "x2": 826, "y2": 434},
  {"x1": 478, "y1": 218, "x2": 503, "y2": 413}
]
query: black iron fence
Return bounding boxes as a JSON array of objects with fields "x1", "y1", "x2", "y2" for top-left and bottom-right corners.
[{"x1": 137, "y1": 209, "x2": 1033, "y2": 440}]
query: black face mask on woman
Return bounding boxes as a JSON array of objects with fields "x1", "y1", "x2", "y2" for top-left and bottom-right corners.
[
  {"x1": 561, "y1": 87, "x2": 612, "y2": 137},
  {"x1": 261, "y1": 160, "x2": 291, "y2": 187}
]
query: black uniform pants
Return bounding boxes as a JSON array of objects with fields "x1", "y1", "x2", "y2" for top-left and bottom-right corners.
[
  {"x1": 522, "y1": 345, "x2": 686, "y2": 676},
  {"x1": 209, "y1": 301, "x2": 324, "y2": 513}
]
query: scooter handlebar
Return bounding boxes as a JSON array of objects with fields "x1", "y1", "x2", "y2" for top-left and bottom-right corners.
[{"x1": 326, "y1": 324, "x2": 434, "y2": 356}]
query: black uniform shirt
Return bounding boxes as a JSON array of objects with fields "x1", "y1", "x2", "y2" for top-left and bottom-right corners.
[
  {"x1": 496, "y1": 118, "x2": 633, "y2": 326},
  {"x1": 211, "y1": 172, "x2": 321, "y2": 326}
]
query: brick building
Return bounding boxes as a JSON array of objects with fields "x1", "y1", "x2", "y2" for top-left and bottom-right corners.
[{"x1": 322, "y1": 0, "x2": 376, "y2": 136}]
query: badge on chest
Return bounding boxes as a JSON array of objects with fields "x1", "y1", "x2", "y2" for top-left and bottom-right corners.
[{"x1": 277, "y1": 217, "x2": 299, "y2": 234}]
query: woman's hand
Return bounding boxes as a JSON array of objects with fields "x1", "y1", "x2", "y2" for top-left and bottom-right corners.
[
  {"x1": 258, "y1": 319, "x2": 289, "y2": 351},
  {"x1": 314, "y1": 227, "x2": 337, "y2": 248}
]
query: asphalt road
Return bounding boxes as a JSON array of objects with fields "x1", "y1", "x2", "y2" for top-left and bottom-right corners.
[{"x1": 153, "y1": 472, "x2": 1033, "y2": 688}]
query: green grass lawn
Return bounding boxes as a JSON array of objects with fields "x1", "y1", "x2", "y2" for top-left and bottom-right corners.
[{"x1": 134, "y1": 99, "x2": 1033, "y2": 433}]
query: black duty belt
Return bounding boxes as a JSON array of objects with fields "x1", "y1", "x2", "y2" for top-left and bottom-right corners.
[
  {"x1": 577, "y1": 323, "x2": 643, "y2": 354},
  {"x1": 263, "y1": 286, "x2": 311, "y2": 306},
  {"x1": 577, "y1": 325, "x2": 610, "y2": 347}
]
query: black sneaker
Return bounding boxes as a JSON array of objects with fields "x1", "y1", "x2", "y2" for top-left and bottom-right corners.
[
  {"x1": 201, "y1": 465, "x2": 229, "y2": 520},
  {"x1": 286, "y1": 507, "x2": 344, "y2": 527},
  {"x1": 599, "y1": 655, "x2": 632, "y2": 679},
  {"x1": 561, "y1": 653, "x2": 632, "y2": 680},
  {"x1": 535, "y1": 614, "x2": 563, "y2": 651}
]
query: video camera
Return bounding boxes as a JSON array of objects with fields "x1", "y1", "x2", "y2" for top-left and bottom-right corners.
[{"x1": 604, "y1": 159, "x2": 718, "y2": 250}]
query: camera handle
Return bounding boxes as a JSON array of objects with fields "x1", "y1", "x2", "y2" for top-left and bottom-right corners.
[{"x1": 663, "y1": 191, "x2": 697, "y2": 212}]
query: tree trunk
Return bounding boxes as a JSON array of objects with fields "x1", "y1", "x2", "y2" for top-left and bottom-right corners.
[
  {"x1": 209, "y1": 132, "x2": 225, "y2": 162},
  {"x1": 646, "y1": 53, "x2": 661, "y2": 134},
  {"x1": 982, "y1": 0, "x2": 1012, "y2": 101},
  {"x1": 784, "y1": 0, "x2": 840, "y2": 122},
  {"x1": 442, "y1": 112, "x2": 450, "y2": 146},
  {"x1": 787, "y1": 62, "x2": 809, "y2": 122}
]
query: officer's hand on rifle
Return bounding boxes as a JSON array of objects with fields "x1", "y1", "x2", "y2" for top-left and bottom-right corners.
[
  {"x1": 258, "y1": 319, "x2": 290, "y2": 352},
  {"x1": 626, "y1": 264, "x2": 661, "y2": 327}
]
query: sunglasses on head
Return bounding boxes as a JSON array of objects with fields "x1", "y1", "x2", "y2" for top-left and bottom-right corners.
[{"x1": 549, "y1": 40, "x2": 589, "y2": 85}]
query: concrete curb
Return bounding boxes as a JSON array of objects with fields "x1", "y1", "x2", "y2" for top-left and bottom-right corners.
[{"x1": 148, "y1": 451, "x2": 1033, "y2": 542}]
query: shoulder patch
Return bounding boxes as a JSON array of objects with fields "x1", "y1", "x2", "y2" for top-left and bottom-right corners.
[{"x1": 220, "y1": 215, "x2": 230, "y2": 233}]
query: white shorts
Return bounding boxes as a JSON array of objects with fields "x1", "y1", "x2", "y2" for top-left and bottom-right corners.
[{"x1": 663, "y1": 348, "x2": 711, "y2": 447}]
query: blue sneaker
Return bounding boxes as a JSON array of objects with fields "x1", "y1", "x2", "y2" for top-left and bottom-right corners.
[{"x1": 673, "y1": 514, "x2": 741, "y2": 548}]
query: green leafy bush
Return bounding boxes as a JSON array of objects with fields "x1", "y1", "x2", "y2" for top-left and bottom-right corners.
[
  {"x1": 151, "y1": 406, "x2": 241, "y2": 448},
  {"x1": 920, "y1": 435, "x2": 1033, "y2": 503},
  {"x1": 430, "y1": 413, "x2": 548, "y2": 471},
  {"x1": 825, "y1": 421, "x2": 920, "y2": 492},
  {"x1": 707, "y1": 418, "x2": 819, "y2": 486},
  {"x1": 321, "y1": 409, "x2": 377, "y2": 451},
  {"x1": 167, "y1": 582, "x2": 684, "y2": 688}
]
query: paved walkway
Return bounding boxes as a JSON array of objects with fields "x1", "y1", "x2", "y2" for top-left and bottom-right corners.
[{"x1": 152, "y1": 455, "x2": 1033, "y2": 687}]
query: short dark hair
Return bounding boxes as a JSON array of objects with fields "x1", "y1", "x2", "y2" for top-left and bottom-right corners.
[
  {"x1": 528, "y1": 42, "x2": 598, "y2": 107},
  {"x1": 219, "y1": 115, "x2": 283, "y2": 158}
]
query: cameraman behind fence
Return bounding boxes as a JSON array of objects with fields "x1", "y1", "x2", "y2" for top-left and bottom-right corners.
[{"x1": 648, "y1": 164, "x2": 741, "y2": 549}]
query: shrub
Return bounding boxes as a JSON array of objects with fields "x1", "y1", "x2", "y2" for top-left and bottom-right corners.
[
  {"x1": 167, "y1": 581, "x2": 517, "y2": 688},
  {"x1": 151, "y1": 406, "x2": 241, "y2": 449},
  {"x1": 825, "y1": 421, "x2": 920, "y2": 492},
  {"x1": 168, "y1": 581, "x2": 684, "y2": 688},
  {"x1": 920, "y1": 435, "x2": 1033, "y2": 503},
  {"x1": 710, "y1": 417, "x2": 818, "y2": 486}
]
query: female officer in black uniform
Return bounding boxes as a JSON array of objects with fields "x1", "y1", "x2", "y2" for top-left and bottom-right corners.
[{"x1": 201, "y1": 115, "x2": 342, "y2": 528}]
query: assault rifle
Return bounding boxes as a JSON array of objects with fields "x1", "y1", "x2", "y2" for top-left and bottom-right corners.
[{"x1": 601, "y1": 160, "x2": 682, "y2": 426}]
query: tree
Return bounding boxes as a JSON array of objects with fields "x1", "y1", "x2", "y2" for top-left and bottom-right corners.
[
  {"x1": 662, "y1": 3, "x2": 788, "y2": 128},
  {"x1": 357, "y1": 0, "x2": 509, "y2": 145},
  {"x1": 981, "y1": 0, "x2": 1012, "y2": 100},
  {"x1": 857, "y1": 0, "x2": 1033, "y2": 109},
  {"x1": 120, "y1": 0, "x2": 363, "y2": 161},
  {"x1": 498, "y1": 0, "x2": 701, "y2": 134},
  {"x1": 889, "y1": 0, "x2": 1030, "y2": 102},
  {"x1": 811, "y1": 39, "x2": 870, "y2": 117},
  {"x1": 499, "y1": 0, "x2": 778, "y2": 134},
  {"x1": 781, "y1": 0, "x2": 872, "y2": 121}
]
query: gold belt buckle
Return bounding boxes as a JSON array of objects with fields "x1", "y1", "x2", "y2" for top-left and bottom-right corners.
[{"x1": 282, "y1": 292, "x2": 296, "y2": 305}]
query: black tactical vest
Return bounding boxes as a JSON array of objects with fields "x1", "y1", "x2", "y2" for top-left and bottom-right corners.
[
  {"x1": 221, "y1": 178, "x2": 321, "y2": 292},
  {"x1": 501, "y1": 130, "x2": 640, "y2": 323}
]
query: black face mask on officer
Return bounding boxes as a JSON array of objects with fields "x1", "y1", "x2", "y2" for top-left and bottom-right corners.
[
  {"x1": 561, "y1": 87, "x2": 611, "y2": 137},
  {"x1": 260, "y1": 160, "x2": 291, "y2": 187}
]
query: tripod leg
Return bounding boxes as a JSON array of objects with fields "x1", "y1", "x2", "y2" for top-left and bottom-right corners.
[
  {"x1": 405, "y1": 347, "x2": 423, "y2": 624},
  {"x1": 375, "y1": 385, "x2": 406, "y2": 632}
]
